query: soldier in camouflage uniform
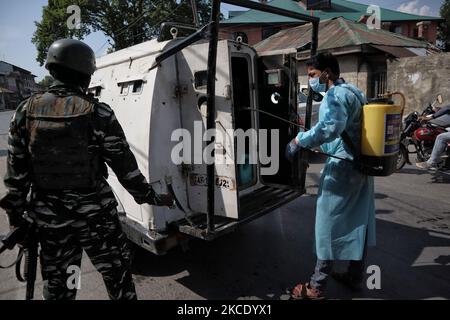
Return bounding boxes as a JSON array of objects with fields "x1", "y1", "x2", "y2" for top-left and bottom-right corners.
[{"x1": 0, "y1": 39, "x2": 173, "y2": 300}]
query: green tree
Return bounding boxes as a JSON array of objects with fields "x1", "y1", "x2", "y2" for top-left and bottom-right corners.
[
  {"x1": 32, "y1": 0, "x2": 211, "y2": 66},
  {"x1": 438, "y1": 0, "x2": 450, "y2": 51},
  {"x1": 38, "y1": 75, "x2": 55, "y2": 90},
  {"x1": 32, "y1": 0, "x2": 92, "y2": 66}
]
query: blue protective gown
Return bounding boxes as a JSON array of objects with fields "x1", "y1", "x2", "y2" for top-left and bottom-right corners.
[{"x1": 297, "y1": 79, "x2": 376, "y2": 261}]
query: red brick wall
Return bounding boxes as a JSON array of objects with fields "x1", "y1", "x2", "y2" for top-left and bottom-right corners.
[
  {"x1": 382, "y1": 21, "x2": 439, "y2": 44},
  {"x1": 220, "y1": 25, "x2": 295, "y2": 46},
  {"x1": 219, "y1": 26, "x2": 264, "y2": 45},
  {"x1": 425, "y1": 22, "x2": 438, "y2": 45}
]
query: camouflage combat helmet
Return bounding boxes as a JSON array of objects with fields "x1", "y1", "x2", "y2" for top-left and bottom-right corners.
[{"x1": 45, "y1": 39, "x2": 96, "y2": 76}]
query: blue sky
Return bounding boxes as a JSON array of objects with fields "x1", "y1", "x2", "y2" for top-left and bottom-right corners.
[{"x1": 0, "y1": 0, "x2": 444, "y2": 81}]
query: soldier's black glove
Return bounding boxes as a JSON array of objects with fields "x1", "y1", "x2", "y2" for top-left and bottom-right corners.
[
  {"x1": 154, "y1": 194, "x2": 175, "y2": 207},
  {"x1": 0, "y1": 195, "x2": 26, "y2": 230},
  {"x1": 146, "y1": 188, "x2": 175, "y2": 207},
  {"x1": 5, "y1": 212, "x2": 27, "y2": 232},
  {"x1": 2, "y1": 215, "x2": 33, "y2": 248}
]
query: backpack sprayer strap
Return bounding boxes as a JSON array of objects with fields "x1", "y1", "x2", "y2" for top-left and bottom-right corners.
[
  {"x1": 340, "y1": 130, "x2": 366, "y2": 172},
  {"x1": 334, "y1": 85, "x2": 371, "y2": 173},
  {"x1": 340, "y1": 130, "x2": 357, "y2": 158}
]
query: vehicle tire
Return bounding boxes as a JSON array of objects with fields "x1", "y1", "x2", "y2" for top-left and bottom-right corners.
[{"x1": 396, "y1": 148, "x2": 407, "y2": 171}]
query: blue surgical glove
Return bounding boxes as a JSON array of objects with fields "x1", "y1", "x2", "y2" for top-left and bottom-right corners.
[{"x1": 285, "y1": 138, "x2": 302, "y2": 162}]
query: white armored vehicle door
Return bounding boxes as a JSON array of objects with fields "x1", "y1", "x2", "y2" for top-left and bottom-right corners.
[{"x1": 175, "y1": 40, "x2": 240, "y2": 219}]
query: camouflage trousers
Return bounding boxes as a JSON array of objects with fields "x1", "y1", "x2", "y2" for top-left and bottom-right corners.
[{"x1": 37, "y1": 207, "x2": 137, "y2": 300}]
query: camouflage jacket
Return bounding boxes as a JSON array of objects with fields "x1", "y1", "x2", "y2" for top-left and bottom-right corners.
[{"x1": 0, "y1": 81, "x2": 155, "y2": 226}]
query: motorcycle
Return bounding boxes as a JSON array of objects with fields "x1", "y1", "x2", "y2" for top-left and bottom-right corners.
[{"x1": 397, "y1": 94, "x2": 450, "y2": 171}]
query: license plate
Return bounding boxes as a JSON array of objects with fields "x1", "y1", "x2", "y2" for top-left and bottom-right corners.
[{"x1": 190, "y1": 174, "x2": 236, "y2": 191}]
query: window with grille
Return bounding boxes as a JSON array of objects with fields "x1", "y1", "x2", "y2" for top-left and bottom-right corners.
[{"x1": 371, "y1": 72, "x2": 387, "y2": 98}]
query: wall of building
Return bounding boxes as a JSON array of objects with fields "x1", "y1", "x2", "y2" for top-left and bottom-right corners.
[
  {"x1": 220, "y1": 25, "x2": 293, "y2": 46},
  {"x1": 219, "y1": 26, "x2": 263, "y2": 45},
  {"x1": 0, "y1": 61, "x2": 13, "y2": 75},
  {"x1": 382, "y1": 21, "x2": 439, "y2": 45},
  {"x1": 7, "y1": 77, "x2": 18, "y2": 92},
  {"x1": 0, "y1": 94, "x2": 6, "y2": 111},
  {"x1": 0, "y1": 61, "x2": 40, "y2": 109},
  {"x1": 387, "y1": 53, "x2": 450, "y2": 115},
  {"x1": 420, "y1": 21, "x2": 438, "y2": 44},
  {"x1": 222, "y1": 19, "x2": 439, "y2": 47}
]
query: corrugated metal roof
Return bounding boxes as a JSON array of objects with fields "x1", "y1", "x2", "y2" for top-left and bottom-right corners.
[
  {"x1": 228, "y1": 10, "x2": 246, "y2": 19},
  {"x1": 371, "y1": 45, "x2": 417, "y2": 58},
  {"x1": 254, "y1": 17, "x2": 435, "y2": 55},
  {"x1": 221, "y1": 0, "x2": 442, "y2": 25}
]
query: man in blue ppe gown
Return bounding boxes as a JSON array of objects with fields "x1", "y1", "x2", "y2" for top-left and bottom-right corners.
[{"x1": 286, "y1": 53, "x2": 376, "y2": 299}]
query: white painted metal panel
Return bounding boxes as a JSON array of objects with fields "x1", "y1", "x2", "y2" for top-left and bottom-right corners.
[
  {"x1": 91, "y1": 39, "x2": 168, "y2": 230},
  {"x1": 90, "y1": 38, "x2": 262, "y2": 232},
  {"x1": 175, "y1": 40, "x2": 240, "y2": 219}
]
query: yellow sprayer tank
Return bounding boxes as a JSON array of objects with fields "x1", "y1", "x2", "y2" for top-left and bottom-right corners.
[{"x1": 360, "y1": 93, "x2": 405, "y2": 176}]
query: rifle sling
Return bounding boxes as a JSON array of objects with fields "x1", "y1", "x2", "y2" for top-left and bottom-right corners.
[{"x1": 0, "y1": 247, "x2": 24, "y2": 270}]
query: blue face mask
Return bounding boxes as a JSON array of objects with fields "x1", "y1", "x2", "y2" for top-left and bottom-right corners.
[{"x1": 309, "y1": 76, "x2": 327, "y2": 93}]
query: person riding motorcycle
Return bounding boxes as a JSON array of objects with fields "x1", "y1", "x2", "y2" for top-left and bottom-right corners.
[
  {"x1": 0, "y1": 39, "x2": 174, "y2": 300},
  {"x1": 416, "y1": 104, "x2": 450, "y2": 170},
  {"x1": 418, "y1": 104, "x2": 450, "y2": 122}
]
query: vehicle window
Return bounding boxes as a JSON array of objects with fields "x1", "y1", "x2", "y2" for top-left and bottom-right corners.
[
  {"x1": 132, "y1": 80, "x2": 143, "y2": 94},
  {"x1": 88, "y1": 86, "x2": 102, "y2": 97},
  {"x1": 194, "y1": 70, "x2": 208, "y2": 89},
  {"x1": 265, "y1": 69, "x2": 283, "y2": 87},
  {"x1": 119, "y1": 83, "x2": 129, "y2": 95}
]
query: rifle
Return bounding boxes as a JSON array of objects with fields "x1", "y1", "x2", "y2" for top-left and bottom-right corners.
[{"x1": 0, "y1": 219, "x2": 39, "y2": 300}]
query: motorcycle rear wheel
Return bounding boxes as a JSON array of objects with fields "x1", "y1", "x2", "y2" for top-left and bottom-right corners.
[{"x1": 396, "y1": 148, "x2": 407, "y2": 171}]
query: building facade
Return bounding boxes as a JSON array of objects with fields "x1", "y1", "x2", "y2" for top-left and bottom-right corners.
[
  {"x1": 220, "y1": 0, "x2": 443, "y2": 46},
  {"x1": 254, "y1": 17, "x2": 440, "y2": 99},
  {"x1": 0, "y1": 61, "x2": 40, "y2": 110}
]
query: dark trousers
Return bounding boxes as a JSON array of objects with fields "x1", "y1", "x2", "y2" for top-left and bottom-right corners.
[
  {"x1": 310, "y1": 239, "x2": 368, "y2": 292},
  {"x1": 39, "y1": 208, "x2": 137, "y2": 300}
]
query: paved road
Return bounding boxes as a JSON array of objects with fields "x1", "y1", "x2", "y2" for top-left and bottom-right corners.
[{"x1": 0, "y1": 109, "x2": 449, "y2": 300}]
